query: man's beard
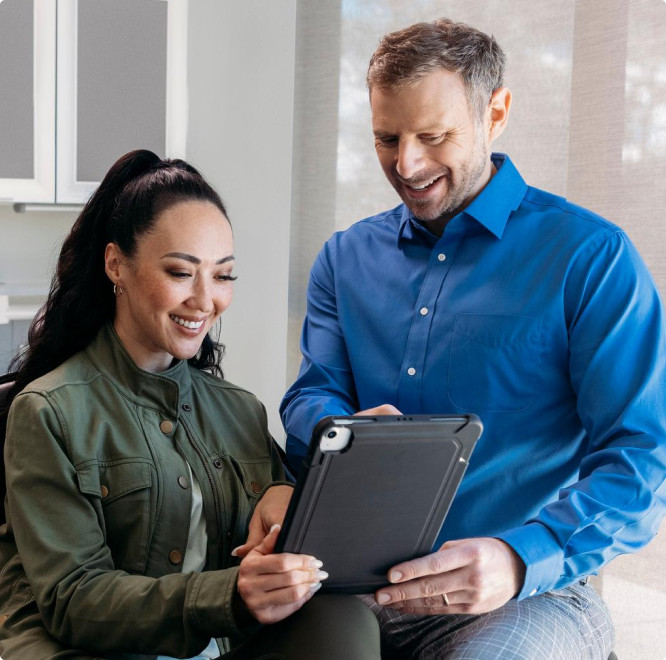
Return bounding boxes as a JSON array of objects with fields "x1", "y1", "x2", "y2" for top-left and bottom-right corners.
[{"x1": 397, "y1": 136, "x2": 489, "y2": 226}]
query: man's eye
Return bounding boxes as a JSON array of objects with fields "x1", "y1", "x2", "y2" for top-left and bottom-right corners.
[
  {"x1": 376, "y1": 136, "x2": 398, "y2": 146},
  {"x1": 424, "y1": 135, "x2": 445, "y2": 144}
]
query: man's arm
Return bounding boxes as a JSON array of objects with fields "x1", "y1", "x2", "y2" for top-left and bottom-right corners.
[
  {"x1": 280, "y1": 242, "x2": 360, "y2": 466},
  {"x1": 498, "y1": 229, "x2": 666, "y2": 598}
]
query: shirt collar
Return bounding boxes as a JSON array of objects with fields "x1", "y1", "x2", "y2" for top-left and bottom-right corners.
[
  {"x1": 398, "y1": 152, "x2": 528, "y2": 244},
  {"x1": 85, "y1": 323, "x2": 192, "y2": 415}
]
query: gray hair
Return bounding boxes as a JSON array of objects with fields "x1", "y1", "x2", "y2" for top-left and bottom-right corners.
[{"x1": 367, "y1": 18, "x2": 506, "y2": 119}]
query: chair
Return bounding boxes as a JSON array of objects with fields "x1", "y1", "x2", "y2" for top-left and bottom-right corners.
[{"x1": 0, "y1": 374, "x2": 16, "y2": 528}]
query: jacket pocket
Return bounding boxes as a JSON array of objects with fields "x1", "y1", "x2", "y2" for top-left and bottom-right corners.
[
  {"x1": 225, "y1": 456, "x2": 273, "y2": 545},
  {"x1": 77, "y1": 461, "x2": 152, "y2": 573},
  {"x1": 448, "y1": 313, "x2": 543, "y2": 412}
]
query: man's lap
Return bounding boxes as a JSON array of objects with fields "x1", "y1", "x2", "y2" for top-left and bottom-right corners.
[{"x1": 359, "y1": 581, "x2": 614, "y2": 659}]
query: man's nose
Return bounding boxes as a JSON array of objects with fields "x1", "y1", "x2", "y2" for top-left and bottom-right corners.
[{"x1": 395, "y1": 139, "x2": 426, "y2": 180}]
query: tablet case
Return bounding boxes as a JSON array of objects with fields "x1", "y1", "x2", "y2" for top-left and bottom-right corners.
[{"x1": 275, "y1": 414, "x2": 482, "y2": 594}]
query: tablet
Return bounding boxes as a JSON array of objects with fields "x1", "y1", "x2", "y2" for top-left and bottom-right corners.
[{"x1": 275, "y1": 414, "x2": 482, "y2": 594}]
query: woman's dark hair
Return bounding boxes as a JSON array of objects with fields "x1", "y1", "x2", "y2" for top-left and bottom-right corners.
[{"x1": 1, "y1": 149, "x2": 231, "y2": 425}]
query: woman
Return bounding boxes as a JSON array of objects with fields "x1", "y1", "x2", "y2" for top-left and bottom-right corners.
[{"x1": 0, "y1": 150, "x2": 380, "y2": 659}]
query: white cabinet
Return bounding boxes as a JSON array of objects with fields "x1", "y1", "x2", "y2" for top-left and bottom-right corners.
[
  {"x1": 0, "y1": 0, "x2": 55, "y2": 203},
  {"x1": 0, "y1": 0, "x2": 187, "y2": 206}
]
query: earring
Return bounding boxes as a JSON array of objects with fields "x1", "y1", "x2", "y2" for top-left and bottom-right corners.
[{"x1": 113, "y1": 283, "x2": 123, "y2": 296}]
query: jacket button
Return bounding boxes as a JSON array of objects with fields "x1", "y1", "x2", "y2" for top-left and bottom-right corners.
[
  {"x1": 178, "y1": 475, "x2": 189, "y2": 489},
  {"x1": 213, "y1": 458, "x2": 223, "y2": 469},
  {"x1": 169, "y1": 550, "x2": 183, "y2": 565},
  {"x1": 250, "y1": 481, "x2": 262, "y2": 494},
  {"x1": 182, "y1": 403, "x2": 191, "y2": 412},
  {"x1": 100, "y1": 485, "x2": 109, "y2": 499},
  {"x1": 160, "y1": 420, "x2": 174, "y2": 434}
]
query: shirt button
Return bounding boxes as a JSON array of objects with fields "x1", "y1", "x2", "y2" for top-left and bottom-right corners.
[
  {"x1": 437, "y1": 253, "x2": 446, "y2": 262},
  {"x1": 100, "y1": 485, "x2": 109, "y2": 499},
  {"x1": 420, "y1": 307, "x2": 429, "y2": 316},
  {"x1": 169, "y1": 549, "x2": 183, "y2": 565},
  {"x1": 250, "y1": 481, "x2": 262, "y2": 494},
  {"x1": 178, "y1": 475, "x2": 189, "y2": 489},
  {"x1": 407, "y1": 367, "x2": 416, "y2": 376},
  {"x1": 529, "y1": 588, "x2": 538, "y2": 597},
  {"x1": 181, "y1": 403, "x2": 191, "y2": 412},
  {"x1": 159, "y1": 420, "x2": 174, "y2": 434}
]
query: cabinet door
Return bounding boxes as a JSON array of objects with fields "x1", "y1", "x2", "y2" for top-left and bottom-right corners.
[
  {"x1": 56, "y1": 0, "x2": 187, "y2": 204},
  {"x1": 0, "y1": 0, "x2": 56, "y2": 203}
]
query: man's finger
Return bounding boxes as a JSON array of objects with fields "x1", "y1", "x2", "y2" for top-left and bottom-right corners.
[{"x1": 387, "y1": 545, "x2": 466, "y2": 583}]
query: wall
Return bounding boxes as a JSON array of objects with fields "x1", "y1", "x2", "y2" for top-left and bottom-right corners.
[{"x1": 187, "y1": 0, "x2": 297, "y2": 442}]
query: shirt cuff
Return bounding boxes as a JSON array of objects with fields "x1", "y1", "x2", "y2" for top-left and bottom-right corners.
[{"x1": 497, "y1": 522, "x2": 564, "y2": 599}]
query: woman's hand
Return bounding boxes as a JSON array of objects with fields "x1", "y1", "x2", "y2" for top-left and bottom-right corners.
[
  {"x1": 232, "y1": 485, "x2": 294, "y2": 559},
  {"x1": 237, "y1": 524, "x2": 327, "y2": 624}
]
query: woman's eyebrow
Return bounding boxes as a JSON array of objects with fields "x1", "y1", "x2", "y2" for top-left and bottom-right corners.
[{"x1": 162, "y1": 252, "x2": 235, "y2": 265}]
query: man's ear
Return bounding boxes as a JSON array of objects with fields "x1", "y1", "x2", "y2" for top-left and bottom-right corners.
[
  {"x1": 104, "y1": 242, "x2": 123, "y2": 285},
  {"x1": 487, "y1": 86, "x2": 512, "y2": 143}
]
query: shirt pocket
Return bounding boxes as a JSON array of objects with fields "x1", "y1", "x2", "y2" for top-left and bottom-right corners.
[
  {"x1": 77, "y1": 461, "x2": 153, "y2": 573},
  {"x1": 448, "y1": 313, "x2": 543, "y2": 412}
]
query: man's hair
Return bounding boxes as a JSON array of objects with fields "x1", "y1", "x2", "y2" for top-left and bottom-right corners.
[{"x1": 367, "y1": 18, "x2": 506, "y2": 119}]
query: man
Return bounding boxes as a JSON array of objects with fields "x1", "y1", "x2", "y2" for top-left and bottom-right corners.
[{"x1": 281, "y1": 17, "x2": 666, "y2": 659}]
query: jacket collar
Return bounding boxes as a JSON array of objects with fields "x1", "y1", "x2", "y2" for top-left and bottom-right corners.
[
  {"x1": 398, "y1": 152, "x2": 528, "y2": 244},
  {"x1": 85, "y1": 324, "x2": 192, "y2": 416}
]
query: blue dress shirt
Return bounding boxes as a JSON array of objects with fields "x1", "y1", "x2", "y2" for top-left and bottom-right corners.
[{"x1": 280, "y1": 153, "x2": 666, "y2": 600}]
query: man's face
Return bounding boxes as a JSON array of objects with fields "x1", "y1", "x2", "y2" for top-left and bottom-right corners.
[{"x1": 371, "y1": 70, "x2": 492, "y2": 233}]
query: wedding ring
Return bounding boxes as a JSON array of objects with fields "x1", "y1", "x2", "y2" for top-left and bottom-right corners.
[{"x1": 441, "y1": 592, "x2": 450, "y2": 607}]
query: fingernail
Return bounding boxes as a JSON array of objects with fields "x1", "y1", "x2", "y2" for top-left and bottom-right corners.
[
  {"x1": 389, "y1": 570, "x2": 403, "y2": 582},
  {"x1": 230, "y1": 547, "x2": 241, "y2": 557},
  {"x1": 315, "y1": 570, "x2": 329, "y2": 580},
  {"x1": 310, "y1": 558, "x2": 323, "y2": 569},
  {"x1": 377, "y1": 592, "x2": 391, "y2": 605},
  {"x1": 269, "y1": 524, "x2": 281, "y2": 533},
  {"x1": 310, "y1": 582, "x2": 323, "y2": 594}
]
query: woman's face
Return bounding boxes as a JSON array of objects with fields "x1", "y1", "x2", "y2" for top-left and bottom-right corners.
[{"x1": 105, "y1": 199, "x2": 235, "y2": 373}]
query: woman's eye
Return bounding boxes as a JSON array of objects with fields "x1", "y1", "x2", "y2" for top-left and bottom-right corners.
[
  {"x1": 216, "y1": 274, "x2": 238, "y2": 282},
  {"x1": 169, "y1": 271, "x2": 191, "y2": 279}
]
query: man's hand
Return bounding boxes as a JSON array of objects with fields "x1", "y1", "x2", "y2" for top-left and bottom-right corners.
[
  {"x1": 355, "y1": 404, "x2": 402, "y2": 416},
  {"x1": 232, "y1": 485, "x2": 294, "y2": 559},
  {"x1": 375, "y1": 537, "x2": 526, "y2": 615}
]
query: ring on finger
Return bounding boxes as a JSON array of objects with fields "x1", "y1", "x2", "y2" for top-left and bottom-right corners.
[{"x1": 441, "y1": 592, "x2": 450, "y2": 607}]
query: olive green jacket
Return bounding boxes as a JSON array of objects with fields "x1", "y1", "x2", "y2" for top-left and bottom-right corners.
[{"x1": 0, "y1": 324, "x2": 286, "y2": 659}]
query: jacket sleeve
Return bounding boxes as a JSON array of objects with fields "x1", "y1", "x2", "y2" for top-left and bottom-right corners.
[
  {"x1": 5, "y1": 392, "x2": 252, "y2": 657},
  {"x1": 280, "y1": 241, "x2": 359, "y2": 469},
  {"x1": 498, "y1": 230, "x2": 666, "y2": 598}
]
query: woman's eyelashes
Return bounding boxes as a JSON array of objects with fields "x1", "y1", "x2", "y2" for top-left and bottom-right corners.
[{"x1": 166, "y1": 269, "x2": 237, "y2": 281}]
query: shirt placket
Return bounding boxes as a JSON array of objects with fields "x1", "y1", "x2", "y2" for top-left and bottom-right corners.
[{"x1": 397, "y1": 233, "x2": 462, "y2": 412}]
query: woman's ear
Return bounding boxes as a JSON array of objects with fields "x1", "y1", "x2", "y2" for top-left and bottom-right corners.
[{"x1": 104, "y1": 243, "x2": 123, "y2": 286}]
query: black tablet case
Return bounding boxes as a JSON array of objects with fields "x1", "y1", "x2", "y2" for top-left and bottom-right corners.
[{"x1": 275, "y1": 414, "x2": 482, "y2": 594}]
